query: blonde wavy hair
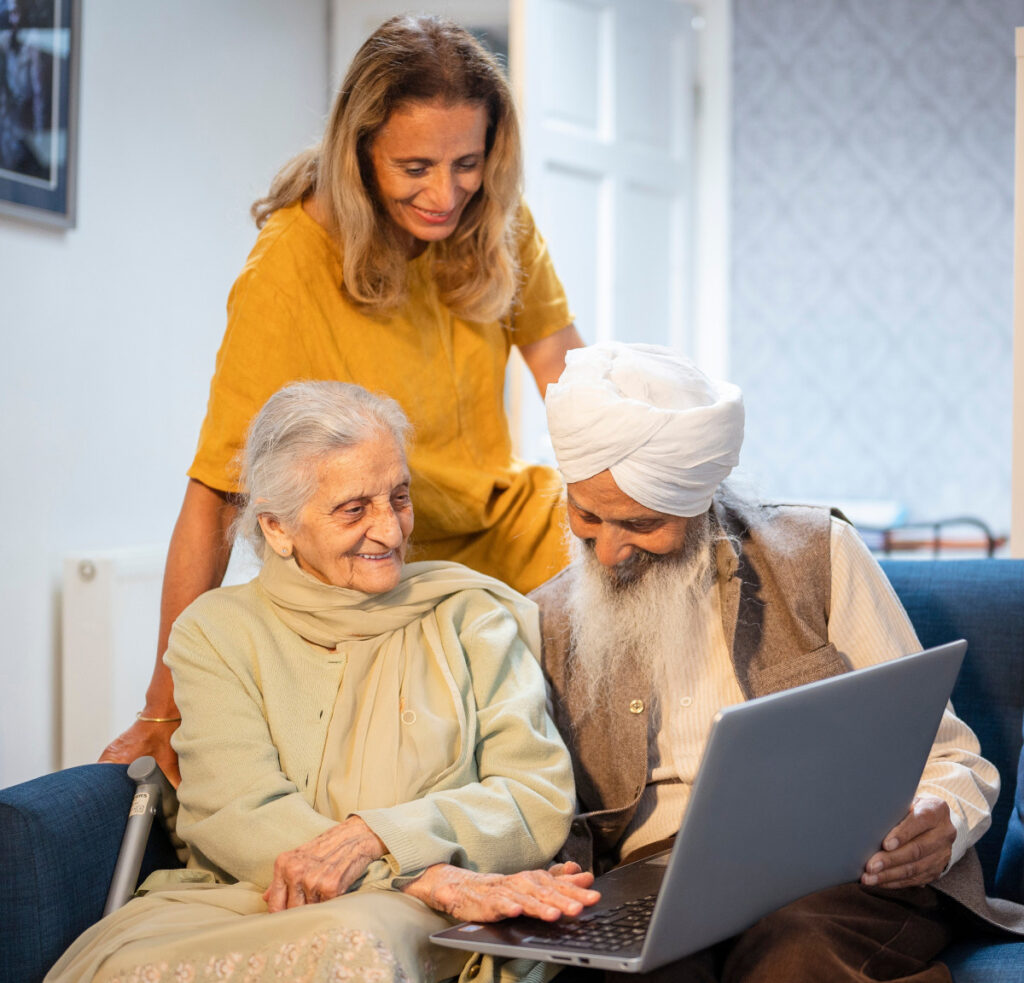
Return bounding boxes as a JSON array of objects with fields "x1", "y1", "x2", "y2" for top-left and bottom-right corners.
[{"x1": 252, "y1": 15, "x2": 523, "y2": 324}]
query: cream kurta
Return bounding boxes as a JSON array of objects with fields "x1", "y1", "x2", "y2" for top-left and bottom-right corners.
[{"x1": 46, "y1": 557, "x2": 574, "y2": 983}]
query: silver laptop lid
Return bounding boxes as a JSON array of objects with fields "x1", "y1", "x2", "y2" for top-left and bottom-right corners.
[
  {"x1": 641, "y1": 639, "x2": 967, "y2": 965},
  {"x1": 431, "y1": 640, "x2": 967, "y2": 973}
]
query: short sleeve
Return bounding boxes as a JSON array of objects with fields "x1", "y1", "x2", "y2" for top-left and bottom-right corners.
[
  {"x1": 187, "y1": 268, "x2": 315, "y2": 494},
  {"x1": 508, "y1": 201, "x2": 574, "y2": 348}
]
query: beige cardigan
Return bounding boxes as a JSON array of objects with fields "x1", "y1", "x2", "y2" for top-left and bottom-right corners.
[{"x1": 163, "y1": 571, "x2": 575, "y2": 891}]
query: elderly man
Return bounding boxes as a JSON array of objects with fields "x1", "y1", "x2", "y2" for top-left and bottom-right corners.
[{"x1": 533, "y1": 342, "x2": 1014, "y2": 982}]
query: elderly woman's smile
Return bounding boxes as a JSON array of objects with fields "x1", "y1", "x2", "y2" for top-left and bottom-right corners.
[{"x1": 260, "y1": 434, "x2": 414, "y2": 593}]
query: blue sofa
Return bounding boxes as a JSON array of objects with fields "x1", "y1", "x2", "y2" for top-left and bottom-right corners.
[{"x1": 2, "y1": 559, "x2": 1023, "y2": 982}]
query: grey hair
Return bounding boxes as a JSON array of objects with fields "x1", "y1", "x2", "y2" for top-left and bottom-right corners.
[{"x1": 233, "y1": 381, "x2": 411, "y2": 556}]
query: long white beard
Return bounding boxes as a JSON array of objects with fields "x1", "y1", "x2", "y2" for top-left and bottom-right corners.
[{"x1": 565, "y1": 514, "x2": 716, "y2": 724}]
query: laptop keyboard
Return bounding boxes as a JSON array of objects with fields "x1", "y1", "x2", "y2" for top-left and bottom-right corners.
[{"x1": 523, "y1": 893, "x2": 656, "y2": 951}]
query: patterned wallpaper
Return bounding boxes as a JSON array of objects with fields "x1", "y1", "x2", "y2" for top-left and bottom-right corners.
[{"x1": 729, "y1": 0, "x2": 1021, "y2": 537}]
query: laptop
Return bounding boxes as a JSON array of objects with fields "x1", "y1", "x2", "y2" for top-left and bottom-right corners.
[{"x1": 431, "y1": 639, "x2": 967, "y2": 973}]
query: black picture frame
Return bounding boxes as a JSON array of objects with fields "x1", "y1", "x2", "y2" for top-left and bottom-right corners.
[{"x1": 0, "y1": 0, "x2": 79, "y2": 228}]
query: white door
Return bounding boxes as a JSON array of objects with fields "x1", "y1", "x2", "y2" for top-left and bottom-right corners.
[{"x1": 510, "y1": 0, "x2": 697, "y2": 459}]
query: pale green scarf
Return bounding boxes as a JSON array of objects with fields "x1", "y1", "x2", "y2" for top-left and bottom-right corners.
[
  {"x1": 256, "y1": 549, "x2": 540, "y2": 653},
  {"x1": 256, "y1": 549, "x2": 543, "y2": 814}
]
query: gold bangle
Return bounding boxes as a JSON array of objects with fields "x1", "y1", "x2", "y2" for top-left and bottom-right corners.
[{"x1": 136, "y1": 711, "x2": 182, "y2": 723}]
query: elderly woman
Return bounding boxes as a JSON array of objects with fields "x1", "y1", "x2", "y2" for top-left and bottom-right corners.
[{"x1": 47, "y1": 381, "x2": 597, "y2": 983}]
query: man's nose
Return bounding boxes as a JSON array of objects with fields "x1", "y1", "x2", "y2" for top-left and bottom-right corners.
[{"x1": 593, "y1": 527, "x2": 633, "y2": 568}]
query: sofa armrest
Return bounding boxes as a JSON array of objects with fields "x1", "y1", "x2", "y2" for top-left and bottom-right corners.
[
  {"x1": 0, "y1": 762, "x2": 178, "y2": 983},
  {"x1": 879, "y1": 559, "x2": 1024, "y2": 893},
  {"x1": 995, "y1": 725, "x2": 1024, "y2": 903}
]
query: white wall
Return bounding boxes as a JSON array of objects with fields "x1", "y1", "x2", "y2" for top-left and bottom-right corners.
[
  {"x1": 329, "y1": 0, "x2": 508, "y2": 89},
  {"x1": 1013, "y1": 26, "x2": 1024, "y2": 556},
  {"x1": 0, "y1": 0, "x2": 329, "y2": 787}
]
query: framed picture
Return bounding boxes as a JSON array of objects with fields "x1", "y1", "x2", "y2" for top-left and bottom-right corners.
[{"x1": 0, "y1": 0, "x2": 79, "y2": 228}]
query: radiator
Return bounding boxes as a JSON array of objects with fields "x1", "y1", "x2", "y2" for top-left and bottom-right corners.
[
  {"x1": 60, "y1": 545, "x2": 168, "y2": 769},
  {"x1": 60, "y1": 544, "x2": 260, "y2": 769}
]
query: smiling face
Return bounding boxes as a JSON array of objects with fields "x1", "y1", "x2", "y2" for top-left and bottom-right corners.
[
  {"x1": 369, "y1": 98, "x2": 488, "y2": 255},
  {"x1": 567, "y1": 469, "x2": 691, "y2": 579},
  {"x1": 259, "y1": 433, "x2": 414, "y2": 594}
]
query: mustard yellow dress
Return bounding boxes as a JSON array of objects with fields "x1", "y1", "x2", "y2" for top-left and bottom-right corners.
[{"x1": 188, "y1": 203, "x2": 573, "y2": 594}]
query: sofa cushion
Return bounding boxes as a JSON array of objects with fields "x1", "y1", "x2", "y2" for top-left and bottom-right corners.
[
  {"x1": 880, "y1": 559, "x2": 1024, "y2": 894},
  {"x1": 944, "y1": 937, "x2": 1024, "y2": 982},
  {"x1": 0, "y1": 762, "x2": 179, "y2": 983}
]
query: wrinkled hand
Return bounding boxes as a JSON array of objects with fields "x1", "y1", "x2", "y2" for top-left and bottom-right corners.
[
  {"x1": 263, "y1": 816, "x2": 387, "y2": 913},
  {"x1": 99, "y1": 719, "x2": 181, "y2": 787},
  {"x1": 861, "y1": 795, "x2": 955, "y2": 889},
  {"x1": 402, "y1": 860, "x2": 600, "y2": 922}
]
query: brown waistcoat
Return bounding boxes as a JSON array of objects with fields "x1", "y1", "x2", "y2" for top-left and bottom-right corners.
[{"x1": 530, "y1": 497, "x2": 847, "y2": 871}]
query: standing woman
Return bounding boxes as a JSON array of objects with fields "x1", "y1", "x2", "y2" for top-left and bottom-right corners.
[{"x1": 101, "y1": 15, "x2": 583, "y2": 783}]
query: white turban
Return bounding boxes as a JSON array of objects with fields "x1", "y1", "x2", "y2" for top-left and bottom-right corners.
[{"x1": 545, "y1": 342, "x2": 744, "y2": 517}]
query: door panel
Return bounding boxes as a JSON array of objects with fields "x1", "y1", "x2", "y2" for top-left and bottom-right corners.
[
  {"x1": 511, "y1": 0, "x2": 696, "y2": 459},
  {"x1": 544, "y1": 162, "x2": 604, "y2": 344}
]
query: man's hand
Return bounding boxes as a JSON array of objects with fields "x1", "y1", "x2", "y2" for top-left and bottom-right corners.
[
  {"x1": 99, "y1": 719, "x2": 181, "y2": 787},
  {"x1": 861, "y1": 795, "x2": 956, "y2": 889},
  {"x1": 402, "y1": 860, "x2": 600, "y2": 922},
  {"x1": 263, "y1": 816, "x2": 387, "y2": 913}
]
